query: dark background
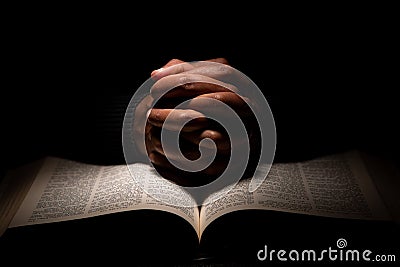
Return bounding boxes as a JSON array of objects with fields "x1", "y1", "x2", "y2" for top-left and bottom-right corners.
[
  {"x1": 1, "y1": 9, "x2": 399, "y2": 265},
  {"x1": 2, "y1": 20, "x2": 399, "y2": 170}
]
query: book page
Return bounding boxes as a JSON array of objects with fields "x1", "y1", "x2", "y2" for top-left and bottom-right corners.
[
  {"x1": 9, "y1": 157, "x2": 199, "y2": 234},
  {"x1": 199, "y1": 151, "x2": 391, "y2": 235},
  {"x1": 0, "y1": 159, "x2": 43, "y2": 236}
]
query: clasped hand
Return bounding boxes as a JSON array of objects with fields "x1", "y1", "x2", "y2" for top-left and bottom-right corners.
[{"x1": 134, "y1": 58, "x2": 260, "y2": 186}]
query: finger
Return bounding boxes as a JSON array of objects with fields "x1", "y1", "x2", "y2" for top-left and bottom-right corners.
[
  {"x1": 148, "y1": 108, "x2": 208, "y2": 132},
  {"x1": 162, "y1": 59, "x2": 186, "y2": 68},
  {"x1": 151, "y1": 133, "x2": 203, "y2": 161},
  {"x1": 205, "y1": 58, "x2": 230, "y2": 65},
  {"x1": 150, "y1": 73, "x2": 238, "y2": 99},
  {"x1": 144, "y1": 124, "x2": 157, "y2": 154},
  {"x1": 148, "y1": 127, "x2": 203, "y2": 159},
  {"x1": 151, "y1": 58, "x2": 186, "y2": 77},
  {"x1": 151, "y1": 61, "x2": 195, "y2": 80},
  {"x1": 151, "y1": 58, "x2": 230, "y2": 78},
  {"x1": 181, "y1": 92, "x2": 253, "y2": 116},
  {"x1": 181, "y1": 125, "x2": 251, "y2": 152},
  {"x1": 180, "y1": 129, "x2": 231, "y2": 151},
  {"x1": 183, "y1": 62, "x2": 249, "y2": 88},
  {"x1": 147, "y1": 126, "x2": 164, "y2": 155},
  {"x1": 149, "y1": 127, "x2": 230, "y2": 160},
  {"x1": 148, "y1": 150, "x2": 172, "y2": 168},
  {"x1": 151, "y1": 59, "x2": 238, "y2": 84}
]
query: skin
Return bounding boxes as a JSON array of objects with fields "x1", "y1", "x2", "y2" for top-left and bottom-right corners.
[{"x1": 134, "y1": 58, "x2": 260, "y2": 186}]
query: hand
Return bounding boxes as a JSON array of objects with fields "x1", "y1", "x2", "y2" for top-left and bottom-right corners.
[{"x1": 136, "y1": 58, "x2": 260, "y2": 186}]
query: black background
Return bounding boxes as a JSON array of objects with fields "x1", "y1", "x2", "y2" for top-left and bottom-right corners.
[
  {"x1": 1, "y1": 7, "x2": 399, "y2": 266},
  {"x1": 2, "y1": 13, "x2": 399, "y2": 170}
]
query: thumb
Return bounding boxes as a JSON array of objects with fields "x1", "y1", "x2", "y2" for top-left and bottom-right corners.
[
  {"x1": 205, "y1": 58, "x2": 230, "y2": 65},
  {"x1": 151, "y1": 58, "x2": 185, "y2": 76}
]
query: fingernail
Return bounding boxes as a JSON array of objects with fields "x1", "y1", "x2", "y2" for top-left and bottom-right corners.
[{"x1": 151, "y1": 68, "x2": 164, "y2": 76}]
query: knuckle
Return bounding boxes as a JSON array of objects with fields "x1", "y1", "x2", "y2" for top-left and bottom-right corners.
[
  {"x1": 178, "y1": 111, "x2": 194, "y2": 122},
  {"x1": 166, "y1": 58, "x2": 184, "y2": 67},
  {"x1": 148, "y1": 152, "x2": 157, "y2": 162},
  {"x1": 178, "y1": 74, "x2": 191, "y2": 85},
  {"x1": 149, "y1": 109, "x2": 164, "y2": 123},
  {"x1": 212, "y1": 93, "x2": 225, "y2": 102},
  {"x1": 216, "y1": 65, "x2": 234, "y2": 77},
  {"x1": 204, "y1": 130, "x2": 222, "y2": 141},
  {"x1": 181, "y1": 82, "x2": 196, "y2": 90}
]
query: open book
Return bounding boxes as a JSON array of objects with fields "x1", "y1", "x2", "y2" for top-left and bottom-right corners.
[{"x1": 1, "y1": 150, "x2": 397, "y2": 243}]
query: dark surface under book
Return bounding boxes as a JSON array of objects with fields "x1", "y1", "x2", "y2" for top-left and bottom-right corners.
[{"x1": 1, "y1": 209, "x2": 399, "y2": 265}]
